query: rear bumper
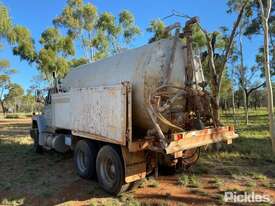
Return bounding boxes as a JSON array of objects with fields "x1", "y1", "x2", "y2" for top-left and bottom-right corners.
[{"x1": 165, "y1": 126, "x2": 238, "y2": 154}]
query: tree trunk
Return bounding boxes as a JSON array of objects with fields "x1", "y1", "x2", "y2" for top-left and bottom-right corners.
[
  {"x1": 263, "y1": 18, "x2": 275, "y2": 151},
  {"x1": 239, "y1": 33, "x2": 248, "y2": 125},
  {"x1": 258, "y1": 0, "x2": 275, "y2": 152},
  {"x1": 210, "y1": 80, "x2": 220, "y2": 124},
  {"x1": 232, "y1": 89, "x2": 236, "y2": 124},
  {"x1": 198, "y1": 1, "x2": 247, "y2": 124},
  {"x1": 245, "y1": 92, "x2": 249, "y2": 125},
  {"x1": 0, "y1": 100, "x2": 5, "y2": 115},
  {"x1": 242, "y1": 89, "x2": 249, "y2": 125},
  {"x1": 231, "y1": 68, "x2": 236, "y2": 124}
]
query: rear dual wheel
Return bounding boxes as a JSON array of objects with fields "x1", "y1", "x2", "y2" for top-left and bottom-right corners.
[
  {"x1": 96, "y1": 145, "x2": 127, "y2": 195},
  {"x1": 74, "y1": 140, "x2": 98, "y2": 179},
  {"x1": 74, "y1": 142, "x2": 126, "y2": 195}
]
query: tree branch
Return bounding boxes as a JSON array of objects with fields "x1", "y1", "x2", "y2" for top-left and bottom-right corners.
[
  {"x1": 258, "y1": 0, "x2": 266, "y2": 19},
  {"x1": 266, "y1": 0, "x2": 272, "y2": 18},
  {"x1": 197, "y1": 24, "x2": 217, "y2": 77},
  {"x1": 248, "y1": 82, "x2": 265, "y2": 95},
  {"x1": 162, "y1": 10, "x2": 192, "y2": 21},
  {"x1": 220, "y1": 0, "x2": 249, "y2": 74}
]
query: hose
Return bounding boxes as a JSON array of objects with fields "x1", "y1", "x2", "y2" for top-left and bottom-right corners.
[
  {"x1": 148, "y1": 85, "x2": 187, "y2": 132},
  {"x1": 181, "y1": 147, "x2": 201, "y2": 167}
]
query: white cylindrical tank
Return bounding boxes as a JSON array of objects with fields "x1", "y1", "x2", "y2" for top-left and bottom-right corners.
[{"x1": 62, "y1": 37, "x2": 203, "y2": 132}]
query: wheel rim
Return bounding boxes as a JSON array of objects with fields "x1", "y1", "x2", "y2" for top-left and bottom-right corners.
[
  {"x1": 100, "y1": 156, "x2": 116, "y2": 187},
  {"x1": 77, "y1": 150, "x2": 88, "y2": 173}
]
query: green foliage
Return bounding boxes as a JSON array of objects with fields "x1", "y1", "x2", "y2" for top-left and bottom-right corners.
[
  {"x1": 220, "y1": 70, "x2": 232, "y2": 99},
  {"x1": 53, "y1": 0, "x2": 97, "y2": 37},
  {"x1": 192, "y1": 24, "x2": 206, "y2": 49},
  {"x1": 0, "y1": 2, "x2": 37, "y2": 112},
  {"x1": 96, "y1": 12, "x2": 120, "y2": 36},
  {"x1": 1, "y1": 83, "x2": 36, "y2": 113},
  {"x1": 7, "y1": 26, "x2": 36, "y2": 62},
  {"x1": 5, "y1": 83, "x2": 24, "y2": 100},
  {"x1": 38, "y1": 49, "x2": 69, "y2": 78},
  {"x1": 0, "y1": 42, "x2": 17, "y2": 113},
  {"x1": 228, "y1": 0, "x2": 275, "y2": 76},
  {"x1": 119, "y1": 10, "x2": 141, "y2": 44},
  {"x1": 147, "y1": 19, "x2": 170, "y2": 43},
  {"x1": 146, "y1": 178, "x2": 159, "y2": 188},
  {"x1": 36, "y1": 27, "x2": 75, "y2": 78},
  {"x1": 0, "y1": 74, "x2": 10, "y2": 106},
  {"x1": 53, "y1": 0, "x2": 140, "y2": 61},
  {"x1": 212, "y1": 176, "x2": 224, "y2": 190},
  {"x1": 0, "y1": 3, "x2": 17, "y2": 112},
  {"x1": 227, "y1": 0, "x2": 251, "y2": 14},
  {"x1": 137, "y1": 178, "x2": 159, "y2": 188},
  {"x1": 200, "y1": 30, "x2": 233, "y2": 85},
  {"x1": 0, "y1": 3, "x2": 12, "y2": 37},
  {"x1": 178, "y1": 174, "x2": 200, "y2": 188},
  {"x1": 189, "y1": 175, "x2": 200, "y2": 188},
  {"x1": 0, "y1": 59, "x2": 10, "y2": 69},
  {"x1": 40, "y1": 28, "x2": 74, "y2": 55},
  {"x1": 70, "y1": 57, "x2": 88, "y2": 68},
  {"x1": 3, "y1": 83, "x2": 24, "y2": 113},
  {"x1": 146, "y1": 17, "x2": 236, "y2": 104},
  {"x1": 4, "y1": 0, "x2": 140, "y2": 79},
  {"x1": 178, "y1": 175, "x2": 189, "y2": 186},
  {"x1": 91, "y1": 30, "x2": 109, "y2": 60}
]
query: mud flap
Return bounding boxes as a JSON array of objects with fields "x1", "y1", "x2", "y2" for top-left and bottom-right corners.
[{"x1": 121, "y1": 146, "x2": 147, "y2": 183}]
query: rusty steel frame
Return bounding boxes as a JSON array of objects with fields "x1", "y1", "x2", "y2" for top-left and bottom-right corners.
[
  {"x1": 128, "y1": 126, "x2": 238, "y2": 154},
  {"x1": 144, "y1": 17, "x2": 224, "y2": 153},
  {"x1": 165, "y1": 126, "x2": 238, "y2": 154}
]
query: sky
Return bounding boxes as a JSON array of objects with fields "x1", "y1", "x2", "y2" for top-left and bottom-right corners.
[{"x1": 0, "y1": 0, "x2": 263, "y2": 91}]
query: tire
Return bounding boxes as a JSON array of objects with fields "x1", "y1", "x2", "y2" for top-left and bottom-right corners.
[
  {"x1": 74, "y1": 140, "x2": 97, "y2": 179},
  {"x1": 180, "y1": 148, "x2": 200, "y2": 169},
  {"x1": 96, "y1": 145, "x2": 125, "y2": 195},
  {"x1": 32, "y1": 123, "x2": 43, "y2": 154}
]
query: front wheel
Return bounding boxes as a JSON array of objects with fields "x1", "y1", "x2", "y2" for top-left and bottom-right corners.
[
  {"x1": 96, "y1": 145, "x2": 126, "y2": 195},
  {"x1": 31, "y1": 123, "x2": 43, "y2": 153}
]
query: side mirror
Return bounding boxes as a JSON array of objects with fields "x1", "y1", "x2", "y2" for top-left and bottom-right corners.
[{"x1": 35, "y1": 90, "x2": 44, "y2": 103}]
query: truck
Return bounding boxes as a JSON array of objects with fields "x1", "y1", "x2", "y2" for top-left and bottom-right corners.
[{"x1": 30, "y1": 18, "x2": 238, "y2": 195}]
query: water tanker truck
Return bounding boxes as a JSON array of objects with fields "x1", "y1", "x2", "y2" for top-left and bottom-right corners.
[{"x1": 30, "y1": 18, "x2": 238, "y2": 195}]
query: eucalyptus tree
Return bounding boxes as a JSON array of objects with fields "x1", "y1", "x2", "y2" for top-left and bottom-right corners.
[
  {"x1": 37, "y1": 27, "x2": 75, "y2": 79},
  {"x1": 197, "y1": 0, "x2": 249, "y2": 121},
  {"x1": 7, "y1": 0, "x2": 140, "y2": 79},
  {"x1": 0, "y1": 2, "x2": 12, "y2": 38},
  {"x1": 243, "y1": 0, "x2": 275, "y2": 75},
  {"x1": 4, "y1": 83, "x2": 24, "y2": 112},
  {"x1": 257, "y1": 0, "x2": 275, "y2": 151},
  {"x1": 0, "y1": 61, "x2": 14, "y2": 114},
  {"x1": 231, "y1": 0, "x2": 275, "y2": 149},
  {"x1": 53, "y1": 0, "x2": 140, "y2": 61},
  {"x1": 0, "y1": 3, "x2": 17, "y2": 114},
  {"x1": 236, "y1": 65, "x2": 264, "y2": 124}
]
